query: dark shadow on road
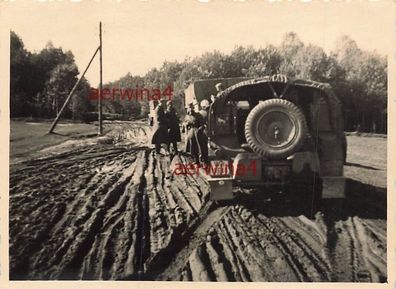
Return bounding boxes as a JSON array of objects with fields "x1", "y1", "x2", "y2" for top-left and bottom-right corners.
[
  {"x1": 345, "y1": 162, "x2": 380, "y2": 171},
  {"x1": 48, "y1": 132, "x2": 98, "y2": 138},
  {"x1": 232, "y1": 178, "x2": 386, "y2": 221}
]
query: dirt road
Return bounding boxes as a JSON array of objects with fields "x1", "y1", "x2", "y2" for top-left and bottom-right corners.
[{"x1": 9, "y1": 121, "x2": 387, "y2": 281}]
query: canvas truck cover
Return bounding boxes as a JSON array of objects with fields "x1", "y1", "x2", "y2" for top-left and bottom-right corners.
[
  {"x1": 184, "y1": 77, "x2": 252, "y2": 110},
  {"x1": 212, "y1": 75, "x2": 345, "y2": 136}
]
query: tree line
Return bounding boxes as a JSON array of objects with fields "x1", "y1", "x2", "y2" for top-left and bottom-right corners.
[
  {"x1": 11, "y1": 31, "x2": 387, "y2": 133},
  {"x1": 10, "y1": 31, "x2": 92, "y2": 121}
]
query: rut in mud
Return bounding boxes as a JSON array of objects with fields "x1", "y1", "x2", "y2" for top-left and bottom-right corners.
[{"x1": 9, "y1": 121, "x2": 387, "y2": 282}]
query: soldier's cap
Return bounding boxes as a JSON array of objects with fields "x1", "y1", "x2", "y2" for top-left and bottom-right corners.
[{"x1": 215, "y1": 83, "x2": 224, "y2": 90}]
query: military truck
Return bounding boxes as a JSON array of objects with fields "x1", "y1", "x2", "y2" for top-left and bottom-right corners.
[{"x1": 183, "y1": 74, "x2": 347, "y2": 214}]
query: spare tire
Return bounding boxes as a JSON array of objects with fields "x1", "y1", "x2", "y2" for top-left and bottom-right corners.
[{"x1": 244, "y1": 99, "x2": 307, "y2": 159}]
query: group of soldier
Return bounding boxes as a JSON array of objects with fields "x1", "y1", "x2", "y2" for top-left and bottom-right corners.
[
  {"x1": 149, "y1": 100, "x2": 181, "y2": 154},
  {"x1": 149, "y1": 82, "x2": 224, "y2": 164}
]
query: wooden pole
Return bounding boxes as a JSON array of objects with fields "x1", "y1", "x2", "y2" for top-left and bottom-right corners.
[
  {"x1": 98, "y1": 22, "x2": 103, "y2": 135},
  {"x1": 48, "y1": 46, "x2": 100, "y2": 134}
]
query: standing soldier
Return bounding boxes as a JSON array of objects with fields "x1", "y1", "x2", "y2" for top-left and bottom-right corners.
[
  {"x1": 183, "y1": 103, "x2": 203, "y2": 164},
  {"x1": 165, "y1": 100, "x2": 181, "y2": 153},
  {"x1": 148, "y1": 100, "x2": 157, "y2": 126},
  {"x1": 198, "y1": 99, "x2": 210, "y2": 164},
  {"x1": 215, "y1": 82, "x2": 224, "y2": 95},
  {"x1": 151, "y1": 101, "x2": 169, "y2": 154},
  {"x1": 209, "y1": 82, "x2": 225, "y2": 116},
  {"x1": 210, "y1": 82, "x2": 224, "y2": 103}
]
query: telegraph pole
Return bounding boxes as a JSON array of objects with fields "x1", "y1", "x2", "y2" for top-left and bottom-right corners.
[
  {"x1": 48, "y1": 22, "x2": 104, "y2": 135},
  {"x1": 98, "y1": 21, "x2": 103, "y2": 135},
  {"x1": 48, "y1": 46, "x2": 100, "y2": 134}
]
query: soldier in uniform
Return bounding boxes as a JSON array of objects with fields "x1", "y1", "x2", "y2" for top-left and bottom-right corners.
[
  {"x1": 198, "y1": 99, "x2": 210, "y2": 164},
  {"x1": 165, "y1": 100, "x2": 181, "y2": 153},
  {"x1": 210, "y1": 82, "x2": 224, "y2": 103},
  {"x1": 148, "y1": 100, "x2": 157, "y2": 126},
  {"x1": 215, "y1": 82, "x2": 224, "y2": 94},
  {"x1": 183, "y1": 103, "x2": 203, "y2": 164},
  {"x1": 151, "y1": 101, "x2": 169, "y2": 154}
]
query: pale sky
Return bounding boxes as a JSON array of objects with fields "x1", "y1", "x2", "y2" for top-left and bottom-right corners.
[{"x1": 2, "y1": 0, "x2": 394, "y2": 86}]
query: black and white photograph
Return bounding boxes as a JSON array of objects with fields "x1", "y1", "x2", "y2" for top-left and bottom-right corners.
[{"x1": 1, "y1": 0, "x2": 392, "y2": 285}]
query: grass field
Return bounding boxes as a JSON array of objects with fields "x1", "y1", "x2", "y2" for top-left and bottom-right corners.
[
  {"x1": 10, "y1": 120, "x2": 102, "y2": 160},
  {"x1": 345, "y1": 135, "x2": 387, "y2": 188}
]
